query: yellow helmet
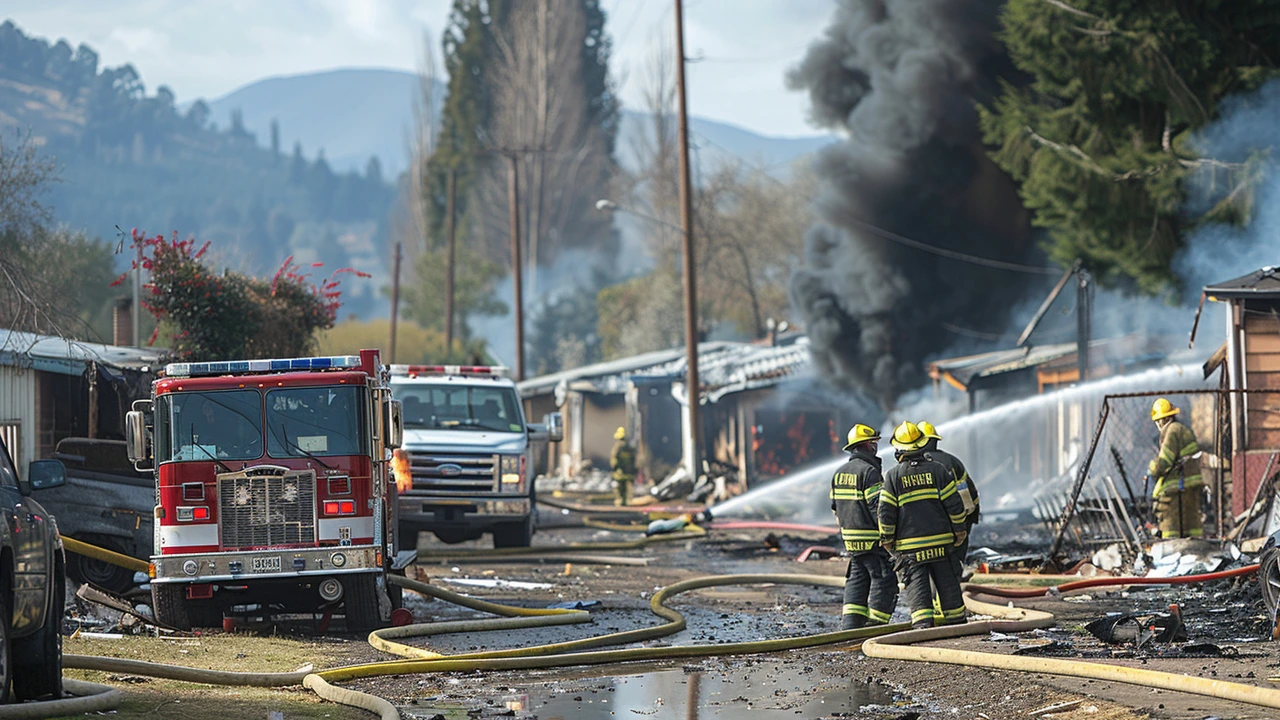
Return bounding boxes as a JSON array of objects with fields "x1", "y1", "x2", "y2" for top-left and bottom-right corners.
[
  {"x1": 1150, "y1": 398, "x2": 1180, "y2": 422},
  {"x1": 614, "y1": 426, "x2": 627, "y2": 440},
  {"x1": 916, "y1": 420, "x2": 942, "y2": 441},
  {"x1": 842, "y1": 424, "x2": 880, "y2": 452},
  {"x1": 891, "y1": 421, "x2": 929, "y2": 452}
]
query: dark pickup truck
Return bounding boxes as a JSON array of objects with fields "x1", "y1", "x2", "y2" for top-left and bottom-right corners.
[
  {"x1": 0, "y1": 432, "x2": 67, "y2": 702},
  {"x1": 34, "y1": 439, "x2": 152, "y2": 593}
]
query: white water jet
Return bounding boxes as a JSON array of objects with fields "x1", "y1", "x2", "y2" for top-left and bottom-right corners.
[{"x1": 711, "y1": 363, "x2": 1210, "y2": 525}]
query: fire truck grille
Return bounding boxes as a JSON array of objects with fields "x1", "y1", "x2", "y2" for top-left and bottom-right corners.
[
  {"x1": 404, "y1": 453, "x2": 498, "y2": 494},
  {"x1": 219, "y1": 469, "x2": 317, "y2": 548}
]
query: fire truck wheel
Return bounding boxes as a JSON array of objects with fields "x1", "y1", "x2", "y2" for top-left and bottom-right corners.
[
  {"x1": 67, "y1": 535, "x2": 136, "y2": 594},
  {"x1": 492, "y1": 517, "x2": 534, "y2": 549},
  {"x1": 343, "y1": 573, "x2": 382, "y2": 632},
  {"x1": 13, "y1": 560, "x2": 63, "y2": 702},
  {"x1": 152, "y1": 583, "x2": 191, "y2": 631}
]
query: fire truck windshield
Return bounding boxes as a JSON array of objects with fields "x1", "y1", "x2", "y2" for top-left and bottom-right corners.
[
  {"x1": 158, "y1": 390, "x2": 263, "y2": 462},
  {"x1": 266, "y1": 386, "x2": 368, "y2": 458},
  {"x1": 395, "y1": 385, "x2": 524, "y2": 433}
]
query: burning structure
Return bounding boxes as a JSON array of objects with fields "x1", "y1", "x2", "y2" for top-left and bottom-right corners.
[{"x1": 519, "y1": 335, "x2": 867, "y2": 489}]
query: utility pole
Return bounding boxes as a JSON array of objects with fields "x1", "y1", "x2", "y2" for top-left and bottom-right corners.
[
  {"x1": 389, "y1": 241, "x2": 402, "y2": 363},
  {"x1": 674, "y1": 0, "x2": 701, "y2": 480},
  {"x1": 132, "y1": 241, "x2": 141, "y2": 346},
  {"x1": 444, "y1": 167, "x2": 457, "y2": 354},
  {"x1": 506, "y1": 153, "x2": 526, "y2": 382},
  {"x1": 1076, "y1": 268, "x2": 1092, "y2": 383}
]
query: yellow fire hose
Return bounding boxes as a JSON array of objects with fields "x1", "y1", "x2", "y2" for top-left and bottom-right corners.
[
  {"x1": 29, "y1": 538, "x2": 1280, "y2": 720},
  {"x1": 61, "y1": 536, "x2": 151, "y2": 574}
]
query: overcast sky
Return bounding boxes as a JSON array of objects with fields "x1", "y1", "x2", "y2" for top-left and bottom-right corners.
[{"x1": 1, "y1": 0, "x2": 834, "y2": 138}]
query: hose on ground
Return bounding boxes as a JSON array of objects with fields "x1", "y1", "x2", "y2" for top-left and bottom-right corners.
[
  {"x1": 304, "y1": 674, "x2": 398, "y2": 720},
  {"x1": 414, "y1": 526, "x2": 705, "y2": 560},
  {"x1": 968, "y1": 563, "x2": 1259, "y2": 599},
  {"x1": 865, "y1": 586, "x2": 1280, "y2": 711},
  {"x1": 0, "y1": 680, "x2": 121, "y2": 719}
]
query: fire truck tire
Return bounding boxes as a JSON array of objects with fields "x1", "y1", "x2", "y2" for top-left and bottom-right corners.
[
  {"x1": 343, "y1": 573, "x2": 382, "y2": 632},
  {"x1": 66, "y1": 535, "x2": 136, "y2": 594},
  {"x1": 12, "y1": 560, "x2": 63, "y2": 702},
  {"x1": 492, "y1": 517, "x2": 534, "y2": 549},
  {"x1": 152, "y1": 583, "x2": 191, "y2": 631}
]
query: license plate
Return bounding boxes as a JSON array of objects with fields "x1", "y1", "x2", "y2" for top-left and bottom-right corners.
[{"x1": 251, "y1": 556, "x2": 281, "y2": 573}]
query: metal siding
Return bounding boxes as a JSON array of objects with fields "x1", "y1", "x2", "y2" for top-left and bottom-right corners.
[{"x1": 0, "y1": 366, "x2": 38, "y2": 469}]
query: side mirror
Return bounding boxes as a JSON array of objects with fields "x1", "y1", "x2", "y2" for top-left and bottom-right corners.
[
  {"x1": 386, "y1": 399, "x2": 403, "y2": 449},
  {"x1": 544, "y1": 412, "x2": 564, "y2": 443},
  {"x1": 126, "y1": 405, "x2": 153, "y2": 470},
  {"x1": 27, "y1": 459, "x2": 66, "y2": 492}
]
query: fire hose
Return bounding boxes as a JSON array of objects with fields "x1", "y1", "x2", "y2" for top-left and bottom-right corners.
[
  {"x1": 965, "y1": 563, "x2": 1260, "y2": 599},
  {"x1": 21, "y1": 542, "x2": 1280, "y2": 719}
]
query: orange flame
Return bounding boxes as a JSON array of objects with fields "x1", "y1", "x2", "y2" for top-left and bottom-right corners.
[{"x1": 392, "y1": 449, "x2": 412, "y2": 494}]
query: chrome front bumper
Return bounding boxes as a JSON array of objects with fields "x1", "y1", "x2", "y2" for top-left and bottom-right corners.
[{"x1": 151, "y1": 545, "x2": 380, "y2": 584}]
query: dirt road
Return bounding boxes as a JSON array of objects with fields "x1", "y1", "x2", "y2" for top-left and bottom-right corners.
[{"x1": 66, "y1": 520, "x2": 1279, "y2": 719}]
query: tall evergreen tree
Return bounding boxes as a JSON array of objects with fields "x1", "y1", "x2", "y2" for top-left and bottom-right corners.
[{"x1": 981, "y1": 0, "x2": 1280, "y2": 293}]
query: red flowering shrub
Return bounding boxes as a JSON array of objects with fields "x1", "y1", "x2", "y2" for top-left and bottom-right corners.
[{"x1": 113, "y1": 230, "x2": 369, "y2": 361}]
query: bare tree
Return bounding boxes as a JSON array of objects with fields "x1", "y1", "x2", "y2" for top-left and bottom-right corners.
[{"x1": 477, "y1": 0, "x2": 615, "y2": 297}]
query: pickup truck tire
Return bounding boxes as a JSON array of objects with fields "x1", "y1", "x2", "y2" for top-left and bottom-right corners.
[
  {"x1": 67, "y1": 535, "x2": 135, "y2": 594},
  {"x1": 492, "y1": 517, "x2": 534, "y2": 549},
  {"x1": 343, "y1": 573, "x2": 382, "y2": 632},
  {"x1": 13, "y1": 562, "x2": 63, "y2": 702},
  {"x1": 0, "y1": 593, "x2": 11, "y2": 703}
]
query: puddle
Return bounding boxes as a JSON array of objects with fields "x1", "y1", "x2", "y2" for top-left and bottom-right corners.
[{"x1": 404, "y1": 662, "x2": 901, "y2": 719}]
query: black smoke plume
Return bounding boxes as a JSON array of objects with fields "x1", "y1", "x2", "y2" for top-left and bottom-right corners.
[{"x1": 787, "y1": 0, "x2": 1035, "y2": 408}]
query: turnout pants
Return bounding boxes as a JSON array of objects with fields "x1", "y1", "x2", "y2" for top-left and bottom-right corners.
[
  {"x1": 842, "y1": 548, "x2": 897, "y2": 630},
  {"x1": 613, "y1": 477, "x2": 632, "y2": 506},
  {"x1": 1155, "y1": 488, "x2": 1202, "y2": 538},
  {"x1": 903, "y1": 555, "x2": 965, "y2": 628}
]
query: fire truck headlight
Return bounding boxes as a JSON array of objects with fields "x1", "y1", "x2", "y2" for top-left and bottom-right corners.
[{"x1": 182, "y1": 560, "x2": 199, "y2": 576}]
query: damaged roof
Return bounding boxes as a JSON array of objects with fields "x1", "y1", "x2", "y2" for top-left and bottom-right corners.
[
  {"x1": 928, "y1": 334, "x2": 1195, "y2": 389},
  {"x1": 0, "y1": 329, "x2": 166, "y2": 376},
  {"x1": 1204, "y1": 267, "x2": 1280, "y2": 300},
  {"x1": 518, "y1": 336, "x2": 813, "y2": 401},
  {"x1": 927, "y1": 343, "x2": 1077, "y2": 388}
]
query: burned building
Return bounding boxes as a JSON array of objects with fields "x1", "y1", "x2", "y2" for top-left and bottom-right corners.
[{"x1": 518, "y1": 336, "x2": 864, "y2": 490}]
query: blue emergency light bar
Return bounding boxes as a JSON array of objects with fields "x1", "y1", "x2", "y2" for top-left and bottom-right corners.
[{"x1": 165, "y1": 355, "x2": 362, "y2": 378}]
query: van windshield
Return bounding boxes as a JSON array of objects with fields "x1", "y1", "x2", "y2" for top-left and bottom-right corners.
[{"x1": 394, "y1": 385, "x2": 524, "y2": 433}]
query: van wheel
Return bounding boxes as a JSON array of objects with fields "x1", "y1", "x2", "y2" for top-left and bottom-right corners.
[
  {"x1": 13, "y1": 563, "x2": 63, "y2": 701},
  {"x1": 493, "y1": 517, "x2": 533, "y2": 549}
]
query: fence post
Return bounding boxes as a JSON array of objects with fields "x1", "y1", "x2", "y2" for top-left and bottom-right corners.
[{"x1": 1049, "y1": 399, "x2": 1111, "y2": 560}]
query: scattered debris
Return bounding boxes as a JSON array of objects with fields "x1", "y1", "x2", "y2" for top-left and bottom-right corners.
[
  {"x1": 441, "y1": 578, "x2": 554, "y2": 591},
  {"x1": 1084, "y1": 607, "x2": 1186, "y2": 648},
  {"x1": 1029, "y1": 699, "x2": 1083, "y2": 716}
]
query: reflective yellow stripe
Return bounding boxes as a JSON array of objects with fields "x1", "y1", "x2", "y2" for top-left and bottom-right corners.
[
  {"x1": 911, "y1": 608, "x2": 935, "y2": 623},
  {"x1": 897, "y1": 533, "x2": 953, "y2": 550},
  {"x1": 842, "y1": 604, "x2": 869, "y2": 617},
  {"x1": 879, "y1": 492, "x2": 899, "y2": 507},
  {"x1": 949, "y1": 511, "x2": 968, "y2": 525},
  {"x1": 867, "y1": 608, "x2": 893, "y2": 624},
  {"x1": 897, "y1": 488, "x2": 939, "y2": 504},
  {"x1": 879, "y1": 524, "x2": 896, "y2": 537},
  {"x1": 941, "y1": 606, "x2": 966, "y2": 618},
  {"x1": 841, "y1": 529, "x2": 879, "y2": 538},
  {"x1": 938, "y1": 480, "x2": 957, "y2": 500},
  {"x1": 1180, "y1": 442, "x2": 1199, "y2": 455}
]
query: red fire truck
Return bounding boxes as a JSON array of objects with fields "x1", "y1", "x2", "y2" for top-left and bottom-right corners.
[{"x1": 125, "y1": 349, "x2": 403, "y2": 631}]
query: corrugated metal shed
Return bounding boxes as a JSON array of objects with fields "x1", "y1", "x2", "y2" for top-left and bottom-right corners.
[
  {"x1": 0, "y1": 366, "x2": 36, "y2": 470},
  {"x1": 0, "y1": 330, "x2": 163, "y2": 376}
]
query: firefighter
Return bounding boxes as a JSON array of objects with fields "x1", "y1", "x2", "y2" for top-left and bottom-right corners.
[
  {"x1": 880, "y1": 421, "x2": 968, "y2": 629},
  {"x1": 917, "y1": 420, "x2": 979, "y2": 575},
  {"x1": 1146, "y1": 398, "x2": 1203, "y2": 538},
  {"x1": 830, "y1": 424, "x2": 897, "y2": 630},
  {"x1": 610, "y1": 426, "x2": 637, "y2": 507}
]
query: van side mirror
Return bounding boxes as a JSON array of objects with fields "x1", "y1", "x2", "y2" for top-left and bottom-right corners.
[
  {"x1": 126, "y1": 399, "x2": 154, "y2": 470},
  {"x1": 27, "y1": 459, "x2": 66, "y2": 493},
  {"x1": 386, "y1": 400, "x2": 403, "y2": 449},
  {"x1": 544, "y1": 412, "x2": 564, "y2": 443}
]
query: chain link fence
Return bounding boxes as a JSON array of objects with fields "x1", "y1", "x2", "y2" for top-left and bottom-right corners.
[{"x1": 1039, "y1": 387, "x2": 1255, "y2": 558}]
